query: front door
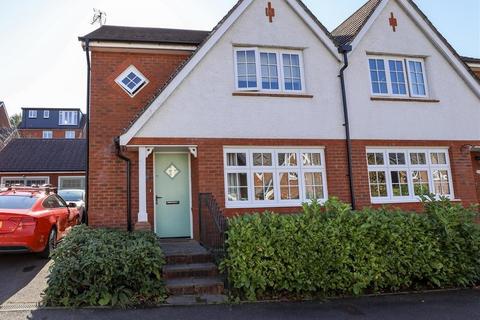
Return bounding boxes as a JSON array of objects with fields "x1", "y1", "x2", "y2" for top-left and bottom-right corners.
[{"x1": 155, "y1": 153, "x2": 191, "y2": 238}]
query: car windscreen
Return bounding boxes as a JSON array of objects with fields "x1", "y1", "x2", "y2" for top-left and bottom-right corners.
[
  {"x1": 0, "y1": 196, "x2": 37, "y2": 210},
  {"x1": 58, "y1": 191, "x2": 83, "y2": 202}
]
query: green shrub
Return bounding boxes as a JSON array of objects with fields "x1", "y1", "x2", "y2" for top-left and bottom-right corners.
[
  {"x1": 44, "y1": 226, "x2": 166, "y2": 308},
  {"x1": 221, "y1": 197, "x2": 480, "y2": 300}
]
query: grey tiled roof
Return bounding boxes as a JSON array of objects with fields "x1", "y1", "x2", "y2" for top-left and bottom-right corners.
[
  {"x1": 331, "y1": 0, "x2": 382, "y2": 46},
  {"x1": 79, "y1": 25, "x2": 210, "y2": 45},
  {"x1": 0, "y1": 139, "x2": 86, "y2": 172}
]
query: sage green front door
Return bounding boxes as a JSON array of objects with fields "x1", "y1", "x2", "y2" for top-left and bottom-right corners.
[{"x1": 155, "y1": 153, "x2": 191, "y2": 238}]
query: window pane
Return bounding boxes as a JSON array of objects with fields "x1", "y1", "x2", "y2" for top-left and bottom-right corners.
[
  {"x1": 302, "y1": 153, "x2": 321, "y2": 166},
  {"x1": 431, "y1": 152, "x2": 447, "y2": 165},
  {"x1": 227, "y1": 153, "x2": 247, "y2": 166},
  {"x1": 408, "y1": 61, "x2": 427, "y2": 96},
  {"x1": 369, "y1": 59, "x2": 388, "y2": 94},
  {"x1": 253, "y1": 153, "x2": 272, "y2": 167},
  {"x1": 412, "y1": 171, "x2": 430, "y2": 196},
  {"x1": 367, "y1": 152, "x2": 384, "y2": 165},
  {"x1": 389, "y1": 152, "x2": 406, "y2": 165},
  {"x1": 410, "y1": 152, "x2": 427, "y2": 165},
  {"x1": 369, "y1": 171, "x2": 387, "y2": 198},
  {"x1": 279, "y1": 172, "x2": 300, "y2": 200},
  {"x1": 304, "y1": 172, "x2": 324, "y2": 200},
  {"x1": 260, "y1": 52, "x2": 279, "y2": 90},
  {"x1": 433, "y1": 170, "x2": 451, "y2": 195},
  {"x1": 237, "y1": 50, "x2": 257, "y2": 89},
  {"x1": 389, "y1": 60, "x2": 407, "y2": 95},
  {"x1": 278, "y1": 152, "x2": 297, "y2": 166},
  {"x1": 227, "y1": 173, "x2": 248, "y2": 201},
  {"x1": 254, "y1": 172, "x2": 275, "y2": 201},
  {"x1": 283, "y1": 54, "x2": 302, "y2": 91},
  {"x1": 391, "y1": 171, "x2": 409, "y2": 197}
]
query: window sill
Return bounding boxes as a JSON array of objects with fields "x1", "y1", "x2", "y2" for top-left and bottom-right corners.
[
  {"x1": 233, "y1": 92, "x2": 314, "y2": 98},
  {"x1": 371, "y1": 198, "x2": 458, "y2": 205},
  {"x1": 370, "y1": 97, "x2": 440, "y2": 103},
  {"x1": 226, "y1": 200, "x2": 326, "y2": 209}
]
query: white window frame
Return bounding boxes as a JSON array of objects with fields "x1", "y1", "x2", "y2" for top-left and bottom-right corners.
[
  {"x1": 59, "y1": 111, "x2": 78, "y2": 126},
  {"x1": 366, "y1": 148, "x2": 454, "y2": 204},
  {"x1": 234, "y1": 47, "x2": 305, "y2": 93},
  {"x1": 1, "y1": 176, "x2": 49, "y2": 187},
  {"x1": 58, "y1": 176, "x2": 86, "y2": 190},
  {"x1": 115, "y1": 65, "x2": 149, "y2": 97},
  {"x1": 43, "y1": 110, "x2": 50, "y2": 118},
  {"x1": 224, "y1": 147, "x2": 328, "y2": 208},
  {"x1": 42, "y1": 131, "x2": 53, "y2": 139},
  {"x1": 28, "y1": 110, "x2": 37, "y2": 118},
  {"x1": 65, "y1": 131, "x2": 75, "y2": 139},
  {"x1": 367, "y1": 55, "x2": 429, "y2": 98},
  {"x1": 406, "y1": 58, "x2": 429, "y2": 98}
]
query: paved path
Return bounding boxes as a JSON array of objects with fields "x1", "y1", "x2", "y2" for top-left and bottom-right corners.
[
  {"x1": 0, "y1": 254, "x2": 49, "y2": 308},
  {"x1": 1, "y1": 289, "x2": 480, "y2": 320}
]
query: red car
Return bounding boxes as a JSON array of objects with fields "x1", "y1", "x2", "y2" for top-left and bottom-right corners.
[{"x1": 0, "y1": 186, "x2": 80, "y2": 258}]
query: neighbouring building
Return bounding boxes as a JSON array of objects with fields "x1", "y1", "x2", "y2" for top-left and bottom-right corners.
[
  {"x1": 0, "y1": 101, "x2": 18, "y2": 151},
  {"x1": 79, "y1": 0, "x2": 480, "y2": 238},
  {"x1": 18, "y1": 108, "x2": 86, "y2": 139},
  {"x1": 0, "y1": 139, "x2": 86, "y2": 190},
  {"x1": 463, "y1": 56, "x2": 480, "y2": 79},
  {"x1": 0, "y1": 101, "x2": 11, "y2": 128}
]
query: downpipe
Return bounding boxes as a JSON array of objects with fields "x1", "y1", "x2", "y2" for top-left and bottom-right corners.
[{"x1": 115, "y1": 137, "x2": 132, "y2": 232}]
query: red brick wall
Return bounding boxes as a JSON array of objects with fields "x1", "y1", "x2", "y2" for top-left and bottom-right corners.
[
  {"x1": 0, "y1": 172, "x2": 85, "y2": 188},
  {"x1": 18, "y1": 129, "x2": 84, "y2": 139},
  {"x1": 127, "y1": 137, "x2": 479, "y2": 239},
  {"x1": 88, "y1": 48, "x2": 192, "y2": 229}
]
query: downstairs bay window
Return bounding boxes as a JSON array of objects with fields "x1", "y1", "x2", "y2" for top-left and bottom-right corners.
[
  {"x1": 366, "y1": 148, "x2": 454, "y2": 203},
  {"x1": 224, "y1": 148, "x2": 327, "y2": 208}
]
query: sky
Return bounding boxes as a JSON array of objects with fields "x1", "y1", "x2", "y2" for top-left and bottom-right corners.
[{"x1": 0, "y1": 0, "x2": 479, "y2": 116}]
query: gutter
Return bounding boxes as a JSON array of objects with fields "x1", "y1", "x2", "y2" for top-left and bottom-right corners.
[
  {"x1": 84, "y1": 39, "x2": 91, "y2": 224},
  {"x1": 338, "y1": 44, "x2": 356, "y2": 210},
  {"x1": 115, "y1": 137, "x2": 132, "y2": 232}
]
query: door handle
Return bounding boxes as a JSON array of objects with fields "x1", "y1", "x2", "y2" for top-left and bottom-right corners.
[{"x1": 156, "y1": 196, "x2": 163, "y2": 205}]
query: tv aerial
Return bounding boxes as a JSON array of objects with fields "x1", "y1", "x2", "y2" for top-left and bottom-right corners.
[{"x1": 91, "y1": 8, "x2": 107, "y2": 26}]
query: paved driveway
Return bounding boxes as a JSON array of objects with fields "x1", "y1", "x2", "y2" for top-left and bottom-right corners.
[{"x1": 0, "y1": 254, "x2": 49, "y2": 307}]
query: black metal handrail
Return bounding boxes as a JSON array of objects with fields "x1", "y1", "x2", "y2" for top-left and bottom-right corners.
[{"x1": 198, "y1": 193, "x2": 228, "y2": 262}]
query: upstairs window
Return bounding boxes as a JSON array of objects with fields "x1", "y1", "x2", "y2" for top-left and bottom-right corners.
[
  {"x1": 234, "y1": 48, "x2": 304, "y2": 93},
  {"x1": 115, "y1": 65, "x2": 149, "y2": 97},
  {"x1": 368, "y1": 56, "x2": 428, "y2": 98},
  {"x1": 59, "y1": 111, "x2": 78, "y2": 126},
  {"x1": 43, "y1": 110, "x2": 50, "y2": 118},
  {"x1": 65, "y1": 131, "x2": 75, "y2": 139},
  {"x1": 43, "y1": 131, "x2": 53, "y2": 139},
  {"x1": 28, "y1": 110, "x2": 37, "y2": 118}
]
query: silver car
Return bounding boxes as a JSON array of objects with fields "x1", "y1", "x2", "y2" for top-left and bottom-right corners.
[{"x1": 58, "y1": 189, "x2": 87, "y2": 224}]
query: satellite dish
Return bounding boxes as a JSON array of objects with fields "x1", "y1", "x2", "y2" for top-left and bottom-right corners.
[{"x1": 91, "y1": 8, "x2": 107, "y2": 26}]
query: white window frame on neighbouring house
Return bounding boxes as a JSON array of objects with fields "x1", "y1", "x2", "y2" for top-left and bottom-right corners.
[
  {"x1": 1, "y1": 176, "x2": 49, "y2": 187},
  {"x1": 65, "y1": 131, "x2": 75, "y2": 139},
  {"x1": 366, "y1": 148, "x2": 454, "y2": 204},
  {"x1": 59, "y1": 111, "x2": 78, "y2": 126},
  {"x1": 43, "y1": 110, "x2": 50, "y2": 118},
  {"x1": 115, "y1": 65, "x2": 149, "y2": 97},
  {"x1": 28, "y1": 110, "x2": 37, "y2": 118},
  {"x1": 367, "y1": 55, "x2": 428, "y2": 98},
  {"x1": 58, "y1": 176, "x2": 86, "y2": 190},
  {"x1": 224, "y1": 148, "x2": 327, "y2": 208},
  {"x1": 42, "y1": 131, "x2": 53, "y2": 139},
  {"x1": 234, "y1": 47, "x2": 305, "y2": 93}
]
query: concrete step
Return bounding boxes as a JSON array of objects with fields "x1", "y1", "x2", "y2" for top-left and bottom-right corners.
[
  {"x1": 163, "y1": 262, "x2": 219, "y2": 279},
  {"x1": 165, "y1": 277, "x2": 224, "y2": 295},
  {"x1": 164, "y1": 253, "x2": 213, "y2": 264},
  {"x1": 166, "y1": 294, "x2": 228, "y2": 305}
]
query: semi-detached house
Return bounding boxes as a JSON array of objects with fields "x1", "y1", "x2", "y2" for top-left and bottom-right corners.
[{"x1": 79, "y1": 0, "x2": 480, "y2": 238}]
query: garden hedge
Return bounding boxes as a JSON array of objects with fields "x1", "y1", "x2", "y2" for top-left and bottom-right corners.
[
  {"x1": 221, "y1": 197, "x2": 480, "y2": 300},
  {"x1": 44, "y1": 226, "x2": 166, "y2": 307}
]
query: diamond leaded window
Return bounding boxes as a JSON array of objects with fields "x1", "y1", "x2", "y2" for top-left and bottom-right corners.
[{"x1": 115, "y1": 66, "x2": 149, "y2": 97}]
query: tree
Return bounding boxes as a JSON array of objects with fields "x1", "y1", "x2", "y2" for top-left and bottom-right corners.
[{"x1": 9, "y1": 113, "x2": 21, "y2": 128}]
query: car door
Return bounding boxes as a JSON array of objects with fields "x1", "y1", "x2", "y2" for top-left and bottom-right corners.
[{"x1": 43, "y1": 195, "x2": 68, "y2": 234}]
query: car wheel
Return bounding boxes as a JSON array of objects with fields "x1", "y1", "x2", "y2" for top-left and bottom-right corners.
[{"x1": 40, "y1": 227, "x2": 57, "y2": 259}]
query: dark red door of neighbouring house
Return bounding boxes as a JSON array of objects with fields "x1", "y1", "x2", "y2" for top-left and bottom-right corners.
[{"x1": 473, "y1": 152, "x2": 480, "y2": 203}]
